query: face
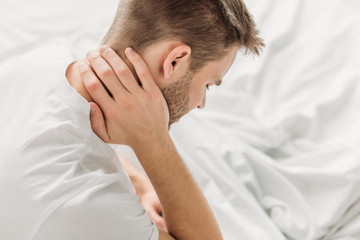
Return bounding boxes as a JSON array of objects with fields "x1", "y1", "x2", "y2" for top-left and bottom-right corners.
[{"x1": 161, "y1": 47, "x2": 238, "y2": 125}]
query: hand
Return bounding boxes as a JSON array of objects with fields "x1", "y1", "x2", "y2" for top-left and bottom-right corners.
[
  {"x1": 119, "y1": 156, "x2": 167, "y2": 231},
  {"x1": 78, "y1": 46, "x2": 169, "y2": 150},
  {"x1": 137, "y1": 177, "x2": 167, "y2": 232}
]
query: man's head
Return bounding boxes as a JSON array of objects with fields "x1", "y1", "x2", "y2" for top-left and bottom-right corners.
[{"x1": 102, "y1": 0, "x2": 264, "y2": 125}]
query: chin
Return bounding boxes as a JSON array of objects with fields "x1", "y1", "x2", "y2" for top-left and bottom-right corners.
[{"x1": 168, "y1": 117, "x2": 181, "y2": 130}]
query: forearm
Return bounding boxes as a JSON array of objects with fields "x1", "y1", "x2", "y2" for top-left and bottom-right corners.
[
  {"x1": 134, "y1": 136, "x2": 222, "y2": 240},
  {"x1": 119, "y1": 157, "x2": 149, "y2": 195},
  {"x1": 81, "y1": 47, "x2": 222, "y2": 239}
]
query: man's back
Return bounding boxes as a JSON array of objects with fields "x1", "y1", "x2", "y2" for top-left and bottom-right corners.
[{"x1": 0, "y1": 46, "x2": 158, "y2": 240}]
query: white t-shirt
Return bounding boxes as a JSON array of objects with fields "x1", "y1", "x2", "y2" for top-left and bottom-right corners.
[{"x1": 0, "y1": 45, "x2": 159, "y2": 240}]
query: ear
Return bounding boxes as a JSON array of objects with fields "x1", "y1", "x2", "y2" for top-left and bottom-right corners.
[{"x1": 163, "y1": 45, "x2": 191, "y2": 79}]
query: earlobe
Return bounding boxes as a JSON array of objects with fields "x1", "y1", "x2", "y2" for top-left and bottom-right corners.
[{"x1": 163, "y1": 45, "x2": 191, "y2": 79}]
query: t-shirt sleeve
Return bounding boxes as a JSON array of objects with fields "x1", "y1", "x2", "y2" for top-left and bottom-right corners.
[{"x1": 33, "y1": 184, "x2": 159, "y2": 240}]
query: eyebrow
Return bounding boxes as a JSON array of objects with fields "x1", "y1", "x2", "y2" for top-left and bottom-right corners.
[{"x1": 215, "y1": 79, "x2": 223, "y2": 86}]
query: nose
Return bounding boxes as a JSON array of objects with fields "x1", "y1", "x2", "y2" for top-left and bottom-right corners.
[{"x1": 197, "y1": 93, "x2": 206, "y2": 109}]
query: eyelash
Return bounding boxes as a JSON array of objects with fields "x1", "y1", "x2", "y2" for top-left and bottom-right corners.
[{"x1": 206, "y1": 84, "x2": 210, "y2": 90}]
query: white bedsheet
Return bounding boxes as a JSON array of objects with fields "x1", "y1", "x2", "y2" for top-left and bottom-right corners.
[
  {"x1": 1, "y1": 0, "x2": 359, "y2": 239},
  {"x1": 170, "y1": 0, "x2": 360, "y2": 239}
]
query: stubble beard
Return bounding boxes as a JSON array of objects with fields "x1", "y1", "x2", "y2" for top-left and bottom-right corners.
[{"x1": 160, "y1": 72, "x2": 193, "y2": 128}]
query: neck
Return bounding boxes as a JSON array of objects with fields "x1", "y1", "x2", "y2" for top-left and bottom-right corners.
[{"x1": 66, "y1": 60, "x2": 94, "y2": 102}]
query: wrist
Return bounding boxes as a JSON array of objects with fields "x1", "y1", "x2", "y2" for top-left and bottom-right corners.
[{"x1": 132, "y1": 132, "x2": 173, "y2": 161}]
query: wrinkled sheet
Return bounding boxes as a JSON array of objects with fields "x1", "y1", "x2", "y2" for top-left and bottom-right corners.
[
  {"x1": 1, "y1": 0, "x2": 360, "y2": 239},
  {"x1": 170, "y1": 0, "x2": 360, "y2": 239}
]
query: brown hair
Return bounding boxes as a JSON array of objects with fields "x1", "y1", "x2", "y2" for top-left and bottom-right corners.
[{"x1": 102, "y1": 0, "x2": 264, "y2": 71}]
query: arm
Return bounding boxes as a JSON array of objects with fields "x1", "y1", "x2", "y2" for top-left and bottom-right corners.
[
  {"x1": 119, "y1": 156, "x2": 167, "y2": 231},
  {"x1": 136, "y1": 133, "x2": 222, "y2": 240},
  {"x1": 79, "y1": 46, "x2": 222, "y2": 240}
]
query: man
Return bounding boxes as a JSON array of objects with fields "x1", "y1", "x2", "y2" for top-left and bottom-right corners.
[{"x1": 0, "y1": 0, "x2": 263, "y2": 239}]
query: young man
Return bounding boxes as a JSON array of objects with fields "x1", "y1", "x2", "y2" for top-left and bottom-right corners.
[{"x1": 0, "y1": 0, "x2": 263, "y2": 239}]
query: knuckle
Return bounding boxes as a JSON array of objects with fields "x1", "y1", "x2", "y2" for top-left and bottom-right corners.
[
  {"x1": 155, "y1": 219, "x2": 163, "y2": 226},
  {"x1": 86, "y1": 80, "x2": 99, "y2": 92},
  {"x1": 116, "y1": 66, "x2": 128, "y2": 76},
  {"x1": 129, "y1": 52, "x2": 141, "y2": 62},
  {"x1": 101, "y1": 48, "x2": 112, "y2": 57},
  {"x1": 138, "y1": 70, "x2": 147, "y2": 78},
  {"x1": 78, "y1": 65, "x2": 89, "y2": 77},
  {"x1": 87, "y1": 51, "x2": 100, "y2": 62},
  {"x1": 99, "y1": 67, "x2": 113, "y2": 79},
  {"x1": 132, "y1": 53, "x2": 141, "y2": 62},
  {"x1": 103, "y1": 51, "x2": 116, "y2": 61},
  {"x1": 106, "y1": 52, "x2": 119, "y2": 63},
  {"x1": 133, "y1": 54, "x2": 141, "y2": 64},
  {"x1": 103, "y1": 137, "x2": 110, "y2": 143}
]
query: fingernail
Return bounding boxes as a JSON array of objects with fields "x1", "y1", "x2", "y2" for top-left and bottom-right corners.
[
  {"x1": 87, "y1": 50, "x2": 98, "y2": 58},
  {"x1": 125, "y1": 47, "x2": 134, "y2": 56},
  {"x1": 90, "y1": 107, "x2": 96, "y2": 114},
  {"x1": 100, "y1": 45, "x2": 110, "y2": 54},
  {"x1": 78, "y1": 60, "x2": 88, "y2": 69}
]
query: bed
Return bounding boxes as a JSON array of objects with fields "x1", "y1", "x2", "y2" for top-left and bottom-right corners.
[{"x1": 1, "y1": 0, "x2": 360, "y2": 239}]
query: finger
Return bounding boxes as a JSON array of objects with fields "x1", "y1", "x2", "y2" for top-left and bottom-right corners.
[
  {"x1": 154, "y1": 202, "x2": 164, "y2": 216},
  {"x1": 89, "y1": 102, "x2": 110, "y2": 143},
  {"x1": 86, "y1": 50, "x2": 127, "y2": 99},
  {"x1": 148, "y1": 209, "x2": 167, "y2": 231},
  {"x1": 78, "y1": 61, "x2": 113, "y2": 111},
  {"x1": 99, "y1": 45, "x2": 141, "y2": 94},
  {"x1": 124, "y1": 47, "x2": 158, "y2": 92}
]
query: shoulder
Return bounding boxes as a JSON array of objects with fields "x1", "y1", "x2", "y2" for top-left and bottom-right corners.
[
  {"x1": 12, "y1": 45, "x2": 72, "y2": 62},
  {"x1": 0, "y1": 45, "x2": 74, "y2": 91},
  {"x1": 3, "y1": 44, "x2": 70, "y2": 63}
]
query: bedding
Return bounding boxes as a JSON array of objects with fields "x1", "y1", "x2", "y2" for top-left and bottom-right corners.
[
  {"x1": 1, "y1": 0, "x2": 359, "y2": 239},
  {"x1": 170, "y1": 0, "x2": 360, "y2": 239}
]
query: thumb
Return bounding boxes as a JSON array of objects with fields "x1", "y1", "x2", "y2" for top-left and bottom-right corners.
[{"x1": 89, "y1": 102, "x2": 110, "y2": 143}]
